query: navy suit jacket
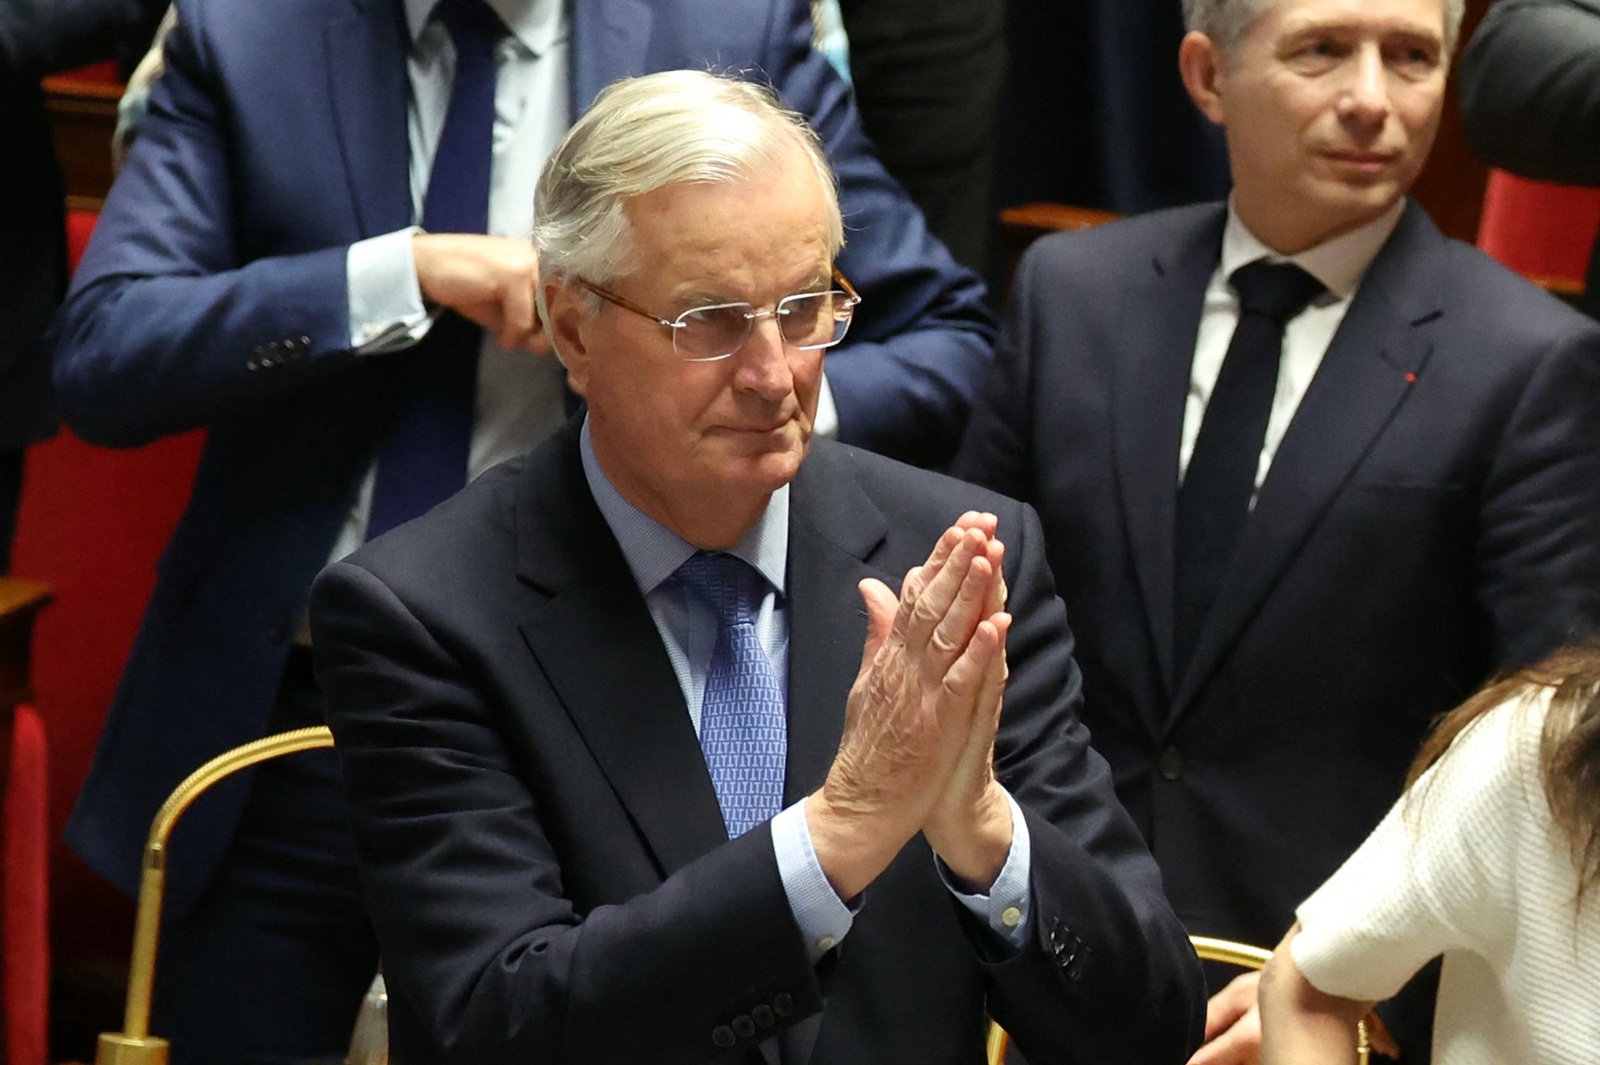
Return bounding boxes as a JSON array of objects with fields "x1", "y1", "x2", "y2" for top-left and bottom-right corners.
[
  {"x1": 955, "y1": 200, "x2": 1600, "y2": 1047},
  {"x1": 308, "y1": 420, "x2": 1204, "y2": 1065},
  {"x1": 56, "y1": 0, "x2": 993, "y2": 912}
]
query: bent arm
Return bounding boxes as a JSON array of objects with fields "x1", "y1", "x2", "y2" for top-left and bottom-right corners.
[
  {"x1": 51, "y1": 3, "x2": 361, "y2": 447},
  {"x1": 1259, "y1": 926, "x2": 1369, "y2": 1065},
  {"x1": 1460, "y1": 0, "x2": 1600, "y2": 184},
  {"x1": 1473, "y1": 317, "x2": 1600, "y2": 667},
  {"x1": 760, "y1": 0, "x2": 994, "y2": 467}
]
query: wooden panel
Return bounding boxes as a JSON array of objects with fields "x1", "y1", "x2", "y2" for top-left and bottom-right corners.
[
  {"x1": 42, "y1": 76, "x2": 122, "y2": 211},
  {"x1": 997, "y1": 203, "x2": 1121, "y2": 304},
  {"x1": 0, "y1": 580, "x2": 52, "y2": 716}
]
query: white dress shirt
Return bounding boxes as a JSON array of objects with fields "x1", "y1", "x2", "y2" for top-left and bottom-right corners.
[
  {"x1": 1180, "y1": 200, "x2": 1406, "y2": 493},
  {"x1": 330, "y1": 0, "x2": 572, "y2": 568}
]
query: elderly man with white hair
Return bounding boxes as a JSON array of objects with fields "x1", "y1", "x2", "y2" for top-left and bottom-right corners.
[{"x1": 310, "y1": 69, "x2": 1205, "y2": 1065}]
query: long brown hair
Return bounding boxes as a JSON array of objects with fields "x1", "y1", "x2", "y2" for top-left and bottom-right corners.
[{"x1": 1407, "y1": 640, "x2": 1600, "y2": 897}]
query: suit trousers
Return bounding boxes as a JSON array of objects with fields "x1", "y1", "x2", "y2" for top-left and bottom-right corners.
[{"x1": 150, "y1": 647, "x2": 378, "y2": 1065}]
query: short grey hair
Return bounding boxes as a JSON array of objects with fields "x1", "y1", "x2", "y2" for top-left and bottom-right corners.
[
  {"x1": 532, "y1": 69, "x2": 845, "y2": 287},
  {"x1": 1181, "y1": 0, "x2": 1466, "y2": 56}
]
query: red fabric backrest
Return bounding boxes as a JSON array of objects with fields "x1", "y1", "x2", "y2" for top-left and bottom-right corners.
[
  {"x1": 4, "y1": 704, "x2": 50, "y2": 1065},
  {"x1": 13, "y1": 207, "x2": 206, "y2": 970},
  {"x1": 1476, "y1": 168, "x2": 1600, "y2": 287},
  {"x1": 66, "y1": 210, "x2": 99, "y2": 276}
]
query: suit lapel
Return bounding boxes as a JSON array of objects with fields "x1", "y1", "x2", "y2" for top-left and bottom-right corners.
[
  {"x1": 326, "y1": 0, "x2": 413, "y2": 235},
  {"x1": 1112, "y1": 209, "x2": 1225, "y2": 703},
  {"x1": 1173, "y1": 204, "x2": 1442, "y2": 712},
  {"x1": 570, "y1": 0, "x2": 654, "y2": 117},
  {"x1": 514, "y1": 424, "x2": 730, "y2": 878},
  {"x1": 783, "y1": 447, "x2": 890, "y2": 805},
  {"x1": 779, "y1": 445, "x2": 890, "y2": 1065}
]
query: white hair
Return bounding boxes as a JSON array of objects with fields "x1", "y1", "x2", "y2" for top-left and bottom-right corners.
[
  {"x1": 1181, "y1": 0, "x2": 1466, "y2": 55},
  {"x1": 532, "y1": 69, "x2": 844, "y2": 289}
]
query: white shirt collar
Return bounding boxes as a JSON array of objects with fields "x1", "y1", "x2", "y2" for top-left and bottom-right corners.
[
  {"x1": 1221, "y1": 199, "x2": 1405, "y2": 301},
  {"x1": 404, "y1": 0, "x2": 565, "y2": 57}
]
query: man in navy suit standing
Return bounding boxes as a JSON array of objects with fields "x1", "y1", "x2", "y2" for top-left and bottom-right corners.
[
  {"x1": 956, "y1": 0, "x2": 1600, "y2": 1061},
  {"x1": 51, "y1": 0, "x2": 993, "y2": 1061}
]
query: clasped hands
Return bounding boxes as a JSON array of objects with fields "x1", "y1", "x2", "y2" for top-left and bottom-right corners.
[{"x1": 807, "y1": 511, "x2": 1014, "y2": 902}]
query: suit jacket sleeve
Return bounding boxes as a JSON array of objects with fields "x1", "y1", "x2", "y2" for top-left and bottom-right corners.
[
  {"x1": 757, "y1": 0, "x2": 996, "y2": 468},
  {"x1": 50, "y1": 0, "x2": 356, "y2": 448},
  {"x1": 1472, "y1": 302, "x2": 1600, "y2": 666},
  {"x1": 976, "y1": 499, "x2": 1205, "y2": 1064},
  {"x1": 1460, "y1": 0, "x2": 1600, "y2": 185}
]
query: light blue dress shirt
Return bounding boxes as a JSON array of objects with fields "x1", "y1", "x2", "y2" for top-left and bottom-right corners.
[{"x1": 578, "y1": 419, "x2": 1033, "y2": 959}]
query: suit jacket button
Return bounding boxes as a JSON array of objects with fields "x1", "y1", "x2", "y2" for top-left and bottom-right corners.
[
  {"x1": 1158, "y1": 746, "x2": 1185, "y2": 781},
  {"x1": 752, "y1": 1004, "x2": 774, "y2": 1028},
  {"x1": 772, "y1": 993, "x2": 793, "y2": 1018},
  {"x1": 732, "y1": 1015, "x2": 755, "y2": 1039},
  {"x1": 711, "y1": 1025, "x2": 735, "y2": 1049}
]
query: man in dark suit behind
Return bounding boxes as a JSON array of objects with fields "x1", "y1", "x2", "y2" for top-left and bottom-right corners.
[
  {"x1": 1460, "y1": 0, "x2": 1600, "y2": 319},
  {"x1": 0, "y1": 0, "x2": 164, "y2": 570},
  {"x1": 955, "y1": 0, "x2": 1600, "y2": 1061},
  {"x1": 310, "y1": 70, "x2": 1203, "y2": 1065}
]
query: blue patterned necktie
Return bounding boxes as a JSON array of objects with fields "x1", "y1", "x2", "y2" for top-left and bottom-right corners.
[
  {"x1": 367, "y1": 0, "x2": 506, "y2": 539},
  {"x1": 676, "y1": 552, "x2": 788, "y2": 838}
]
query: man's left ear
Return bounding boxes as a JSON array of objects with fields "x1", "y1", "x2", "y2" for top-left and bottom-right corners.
[{"x1": 1178, "y1": 31, "x2": 1228, "y2": 126}]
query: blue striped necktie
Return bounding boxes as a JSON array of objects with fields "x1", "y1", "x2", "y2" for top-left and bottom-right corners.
[
  {"x1": 676, "y1": 552, "x2": 788, "y2": 838},
  {"x1": 366, "y1": 0, "x2": 506, "y2": 539}
]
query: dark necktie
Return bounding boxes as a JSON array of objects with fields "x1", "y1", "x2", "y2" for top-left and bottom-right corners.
[
  {"x1": 1174, "y1": 260, "x2": 1324, "y2": 675},
  {"x1": 676, "y1": 552, "x2": 788, "y2": 838},
  {"x1": 366, "y1": 0, "x2": 505, "y2": 539}
]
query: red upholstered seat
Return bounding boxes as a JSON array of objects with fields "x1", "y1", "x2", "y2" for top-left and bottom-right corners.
[
  {"x1": 1476, "y1": 169, "x2": 1600, "y2": 292},
  {"x1": 5, "y1": 704, "x2": 50, "y2": 1065},
  {"x1": 10, "y1": 207, "x2": 206, "y2": 1046},
  {"x1": 66, "y1": 210, "x2": 99, "y2": 276}
]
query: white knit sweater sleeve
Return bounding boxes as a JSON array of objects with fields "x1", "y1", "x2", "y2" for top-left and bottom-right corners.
[{"x1": 1289, "y1": 689, "x2": 1549, "y2": 1001}]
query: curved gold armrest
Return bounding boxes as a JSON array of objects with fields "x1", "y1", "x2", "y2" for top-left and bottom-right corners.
[
  {"x1": 97, "y1": 726, "x2": 336, "y2": 1065},
  {"x1": 985, "y1": 933, "x2": 1369, "y2": 1065}
]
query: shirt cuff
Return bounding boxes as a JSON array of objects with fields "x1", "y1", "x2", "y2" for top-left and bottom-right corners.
[
  {"x1": 772, "y1": 799, "x2": 854, "y2": 964},
  {"x1": 348, "y1": 227, "x2": 435, "y2": 352},
  {"x1": 813, "y1": 372, "x2": 839, "y2": 439},
  {"x1": 938, "y1": 790, "x2": 1032, "y2": 950}
]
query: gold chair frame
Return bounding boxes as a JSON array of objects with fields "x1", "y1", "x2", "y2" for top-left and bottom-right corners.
[
  {"x1": 986, "y1": 934, "x2": 1370, "y2": 1065},
  {"x1": 95, "y1": 726, "x2": 336, "y2": 1065}
]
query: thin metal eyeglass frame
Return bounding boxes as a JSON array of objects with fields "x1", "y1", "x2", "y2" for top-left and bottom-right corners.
[{"x1": 576, "y1": 268, "x2": 862, "y2": 362}]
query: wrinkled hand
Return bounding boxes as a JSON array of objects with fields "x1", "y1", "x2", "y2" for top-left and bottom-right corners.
[
  {"x1": 1190, "y1": 972, "x2": 1262, "y2": 1065},
  {"x1": 807, "y1": 514, "x2": 1011, "y2": 900},
  {"x1": 918, "y1": 514, "x2": 1012, "y2": 891},
  {"x1": 412, "y1": 233, "x2": 550, "y2": 354}
]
